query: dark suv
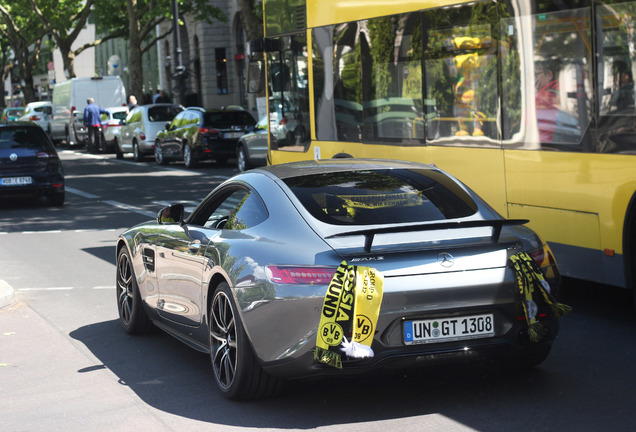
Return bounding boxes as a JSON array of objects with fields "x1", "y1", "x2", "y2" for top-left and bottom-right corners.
[
  {"x1": 154, "y1": 107, "x2": 256, "y2": 168},
  {"x1": 0, "y1": 122, "x2": 65, "y2": 206}
]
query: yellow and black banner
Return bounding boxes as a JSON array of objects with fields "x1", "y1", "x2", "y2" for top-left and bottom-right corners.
[
  {"x1": 314, "y1": 261, "x2": 384, "y2": 368},
  {"x1": 509, "y1": 252, "x2": 571, "y2": 342}
]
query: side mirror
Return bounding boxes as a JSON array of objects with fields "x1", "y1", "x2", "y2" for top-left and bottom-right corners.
[
  {"x1": 165, "y1": 121, "x2": 171, "y2": 130},
  {"x1": 157, "y1": 203, "x2": 184, "y2": 225}
]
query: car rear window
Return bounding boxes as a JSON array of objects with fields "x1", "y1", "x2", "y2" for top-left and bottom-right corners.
[
  {"x1": 111, "y1": 111, "x2": 128, "y2": 121},
  {"x1": 284, "y1": 169, "x2": 478, "y2": 225},
  {"x1": 0, "y1": 127, "x2": 51, "y2": 151},
  {"x1": 204, "y1": 111, "x2": 256, "y2": 128},
  {"x1": 148, "y1": 105, "x2": 183, "y2": 122}
]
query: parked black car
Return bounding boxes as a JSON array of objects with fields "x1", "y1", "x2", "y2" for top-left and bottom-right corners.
[
  {"x1": 0, "y1": 122, "x2": 65, "y2": 206},
  {"x1": 155, "y1": 107, "x2": 256, "y2": 168}
]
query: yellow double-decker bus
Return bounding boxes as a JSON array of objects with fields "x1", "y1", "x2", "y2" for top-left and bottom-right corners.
[{"x1": 248, "y1": 0, "x2": 636, "y2": 300}]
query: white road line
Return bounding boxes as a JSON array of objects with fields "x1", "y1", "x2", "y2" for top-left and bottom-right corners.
[
  {"x1": 102, "y1": 200, "x2": 156, "y2": 218},
  {"x1": 17, "y1": 287, "x2": 74, "y2": 292},
  {"x1": 65, "y1": 187, "x2": 100, "y2": 199},
  {"x1": 94, "y1": 286, "x2": 115, "y2": 290},
  {"x1": 21, "y1": 230, "x2": 62, "y2": 234}
]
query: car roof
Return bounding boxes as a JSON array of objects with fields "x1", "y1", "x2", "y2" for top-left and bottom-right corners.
[
  {"x1": 25, "y1": 101, "x2": 52, "y2": 107},
  {"x1": 105, "y1": 106, "x2": 128, "y2": 112},
  {"x1": 256, "y1": 158, "x2": 437, "y2": 180}
]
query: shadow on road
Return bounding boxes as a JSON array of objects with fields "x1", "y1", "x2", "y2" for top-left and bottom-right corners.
[{"x1": 69, "y1": 279, "x2": 636, "y2": 431}]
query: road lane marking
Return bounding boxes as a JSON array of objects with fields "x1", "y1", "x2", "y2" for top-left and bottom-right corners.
[
  {"x1": 65, "y1": 186, "x2": 100, "y2": 199},
  {"x1": 17, "y1": 287, "x2": 74, "y2": 291},
  {"x1": 102, "y1": 200, "x2": 156, "y2": 218}
]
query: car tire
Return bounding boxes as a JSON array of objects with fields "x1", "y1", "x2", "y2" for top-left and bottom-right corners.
[
  {"x1": 155, "y1": 143, "x2": 167, "y2": 165},
  {"x1": 116, "y1": 247, "x2": 154, "y2": 334},
  {"x1": 133, "y1": 141, "x2": 144, "y2": 162},
  {"x1": 184, "y1": 144, "x2": 197, "y2": 168},
  {"x1": 115, "y1": 137, "x2": 124, "y2": 159},
  {"x1": 209, "y1": 282, "x2": 283, "y2": 400},
  {"x1": 237, "y1": 145, "x2": 252, "y2": 172},
  {"x1": 46, "y1": 191, "x2": 65, "y2": 207},
  {"x1": 65, "y1": 128, "x2": 74, "y2": 147}
]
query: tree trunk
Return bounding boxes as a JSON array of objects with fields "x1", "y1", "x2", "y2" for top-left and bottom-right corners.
[{"x1": 126, "y1": 0, "x2": 145, "y2": 102}]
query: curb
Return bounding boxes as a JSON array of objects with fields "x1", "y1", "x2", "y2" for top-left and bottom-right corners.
[{"x1": 0, "y1": 280, "x2": 16, "y2": 309}]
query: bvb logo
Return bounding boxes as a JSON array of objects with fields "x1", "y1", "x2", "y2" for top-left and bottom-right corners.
[
  {"x1": 320, "y1": 322, "x2": 344, "y2": 346},
  {"x1": 354, "y1": 314, "x2": 373, "y2": 343}
]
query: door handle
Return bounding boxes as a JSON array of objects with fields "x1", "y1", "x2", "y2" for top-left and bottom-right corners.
[{"x1": 189, "y1": 240, "x2": 202, "y2": 253}]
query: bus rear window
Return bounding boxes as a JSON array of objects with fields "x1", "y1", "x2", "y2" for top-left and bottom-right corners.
[{"x1": 284, "y1": 169, "x2": 478, "y2": 225}]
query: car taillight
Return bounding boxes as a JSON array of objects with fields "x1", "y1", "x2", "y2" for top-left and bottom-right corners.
[
  {"x1": 266, "y1": 266, "x2": 337, "y2": 285},
  {"x1": 139, "y1": 132, "x2": 146, "y2": 140},
  {"x1": 199, "y1": 127, "x2": 219, "y2": 135},
  {"x1": 30, "y1": 115, "x2": 40, "y2": 121},
  {"x1": 528, "y1": 243, "x2": 556, "y2": 268},
  {"x1": 36, "y1": 151, "x2": 59, "y2": 160},
  {"x1": 280, "y1": 117, "x2": 288, "y2": 126}
]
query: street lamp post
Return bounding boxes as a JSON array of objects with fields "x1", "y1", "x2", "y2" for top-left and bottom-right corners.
[{"x1": 172, "y1": 0, "x2": 187, "y2": 105}]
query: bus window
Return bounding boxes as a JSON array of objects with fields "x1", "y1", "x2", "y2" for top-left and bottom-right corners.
[
  {"x1": 597, "y1": 1, "x2": 636, "y2": 153},
  {"x1": 267, "y1": 34, "x2": 310, "y2": 151},
  {"x1": 422, "y1": 3, "x2": 500, "y2": 144},
  {"x1": 361, "y1": 13, "x2": 424, "y2": 143}
]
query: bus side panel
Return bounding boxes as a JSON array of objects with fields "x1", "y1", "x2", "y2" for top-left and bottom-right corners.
[{"x1": 505, "y1": 149, "x2": 636, "y2": 288}]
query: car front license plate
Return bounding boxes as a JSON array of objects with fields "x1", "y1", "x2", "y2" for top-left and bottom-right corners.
[
  {"x1": 224, "y1": 132, "x2": 243, "y2": 139},
  {"x1": 404, "y1": 314, "x2": 495, "y2": 345},
  {"x1": 0, "y1": 176, "x2": 32, "y2": 186}
]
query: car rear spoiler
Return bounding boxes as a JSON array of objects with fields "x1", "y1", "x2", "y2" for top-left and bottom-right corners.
[{"x1": 325, "y1": 219, "x2": 529, "y2": 253}]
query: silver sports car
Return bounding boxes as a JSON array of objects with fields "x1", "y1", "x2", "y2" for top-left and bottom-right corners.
[{"x1": 116, "y1": 159, "x2": 563, "y2": 400}]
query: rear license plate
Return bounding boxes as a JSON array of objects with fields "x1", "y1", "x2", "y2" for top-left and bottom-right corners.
[
  {"x1": 404, "y1": 314, "x2": 494, "y2": 345},
  {"x1": 0, "y1": 176, "x2": 32, "y2": 186},
  {"x1": 224, "y1": 132, "x2": 243, "y2": 139}
]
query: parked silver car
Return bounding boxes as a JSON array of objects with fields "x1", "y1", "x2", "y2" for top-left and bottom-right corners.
[
  {"x1": 118, "y1": 104, "x2": 183, "y2": 161},
  {"x1": 17, "y1": 102, "x2": 53, "y2": 136},
  {"x1": 101, "y1": 106, "x2": 129, "y2": 153},
  {"x1": 116, "y1": 158, "x2": 564, "y2": 400},
  {"x1": 236, "y1": 115, "x2": 268, "y2": 171}
]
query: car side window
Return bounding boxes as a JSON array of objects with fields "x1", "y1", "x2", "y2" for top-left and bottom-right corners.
[{"x1": 198, "y1": 188, "x2": 267, "y2": 230}]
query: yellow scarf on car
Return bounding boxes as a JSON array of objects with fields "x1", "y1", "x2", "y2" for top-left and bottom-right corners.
[
  {"x1": 314, "y1": 261, "x2": 384, "y2": 368},
  {"x1": 508, "y1": 252, "x2": 571, "y2": 342}
]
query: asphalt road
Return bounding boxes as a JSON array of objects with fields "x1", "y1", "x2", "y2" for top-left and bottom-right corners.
[{"x1": 1, "y1": 149, "x2": 636, "y2": 431}]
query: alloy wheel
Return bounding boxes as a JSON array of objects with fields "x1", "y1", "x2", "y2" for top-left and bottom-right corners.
[
  {"x1": 116, "y1": 251, "x2": 133, "y2": 325},
  {"x1": 210, "y1": 290, "x2": 237, "y2": 390},
  {"x1": 237, "y1": 147, "x2": 247, "y2": 172}
]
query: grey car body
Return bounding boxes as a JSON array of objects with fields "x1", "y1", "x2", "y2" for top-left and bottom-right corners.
[
  {"x1": 116, "y1": 159, "x2": 561, "y2": 400},
  {"x1": 118, "y1": 104, "x2": 183, "y2": 161},
  {"x1": 236, "y1": 115, "x2": 268, "y2": 171}
]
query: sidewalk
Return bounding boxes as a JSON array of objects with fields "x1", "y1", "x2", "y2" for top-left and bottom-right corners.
[{"x1": 0, "y1": 280, "x2": 15, "y2": 309}]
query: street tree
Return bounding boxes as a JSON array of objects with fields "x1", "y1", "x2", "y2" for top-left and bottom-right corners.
[
  {"x1": 0, "y1": 32, "x2": 16, "y2": 108},
  {"x1": 0, "y1": 1, "x2": 46, "y2": 103},
  {"x1": 91, "y1": 0, "x2": 226, "y2": 102},
  {"x1": 29, "y1": 0, "x2": 127, "y2": 80}
]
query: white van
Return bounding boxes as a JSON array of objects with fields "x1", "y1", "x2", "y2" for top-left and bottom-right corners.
[{"x1": 50, "y1": 76, "x2": 127, "y2": 145}]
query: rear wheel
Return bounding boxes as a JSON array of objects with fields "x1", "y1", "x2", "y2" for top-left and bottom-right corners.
[
  {"x1": 184, "y1": 144, "x2": 198, "y2": 168},
  {"x1": 46, "y1": 191, "x2": 65, "y2": 207},
  {"x1": 133, "y1": 141, "x2": 144, "y2": 162},
  {"x1": 155, "y1": 143, "x2": 167, "y2": 165},
  {"x1": 116, "y1": 247, "x2": 154, "y2": 334},
  {"x1": 209, "y1": 282, "x2": 283, "y2": 400},
  {"x1": 237, "y1": 145, "x2": 251, "y2": 172},
  {"x1": 115, "y1": 137, "x2": 124, "y2": 159}
]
